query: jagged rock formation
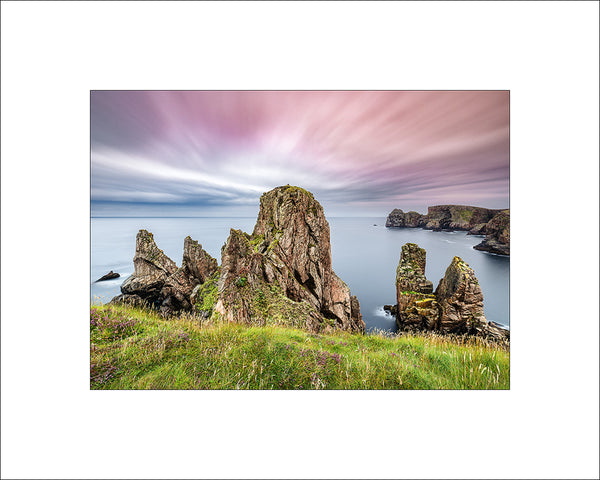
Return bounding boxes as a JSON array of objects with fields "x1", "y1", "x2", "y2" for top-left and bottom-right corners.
[
  {"x1": 474, "y1": 210, "x2": 510, "y2": 255},
  {"x1": 112, "y1": 230, "x2": 218, "y2": 314},
  {"x1": 119, "y1": 230, "x2": 178, "y2": 302},
  {"x1": 213, "y1": 185, "x2": 365, "y2": 334},
  {"x1": 395, "y1": 243, "x2": 440, "y2": 330},
  {"x1": 394, "y1": 243, "x2": 509, "y2": 341},
  {"x1": 160, "y1": 236, "x2": 219, "y2": 314},
  {"x1": 95, "y1": 270, "x2": 120, "y2": 282},
  {"x1": 385, "y1": 209, "x2": 425, "y2": 228}
]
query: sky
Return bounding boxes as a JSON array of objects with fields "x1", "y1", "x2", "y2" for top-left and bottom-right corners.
[{"x1": 91, "y1": 91, "x2": 509, "y2": 217}]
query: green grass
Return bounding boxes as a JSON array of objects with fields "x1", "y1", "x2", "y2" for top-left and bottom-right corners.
[{"x1": 90, "y1": 304, "x2": 509, "y2": 390}]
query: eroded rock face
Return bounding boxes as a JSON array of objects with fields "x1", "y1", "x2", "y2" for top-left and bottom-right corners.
[
  {"x1": 182, "y1": 236, "x2": 219, "y2": 283},
  {"x1": 394, "y1": 243, "x2": 508, "y2": 341},
  {"x1": 214, "y1": 186, "x2": 365, "y2": 333},
  {"x1": 435, "y1": 256, "x2": 486, "y2": 333},
  {"x1": 474, "y1": 210, "x2": 510, "y2": 255},
  {"x1": 395, "y1": 243, "x2": 439, "y2": 331},
  {"x1": 120, "y1": 230, "x2": 178, "y2": 303}
]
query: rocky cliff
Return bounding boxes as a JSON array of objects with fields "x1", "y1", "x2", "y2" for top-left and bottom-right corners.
[
  {"x1": 213, "y1": 185, "x2": 365, "y2": 333},
  {"x1": 385, "y1": 205, "x2": 509, "y2": 255},
  {"x1": 112, "y1": 230, "x2": 218, "y2": 314},
  {"x1": 424, "y1": 205, "x2": 501, "y2": 231},
  {"x1": 474, "y1": 210, "x2": 510, "y2": 255},
  {"x1": 394, "y1": 242, "x2": 509, "y2": 341}
]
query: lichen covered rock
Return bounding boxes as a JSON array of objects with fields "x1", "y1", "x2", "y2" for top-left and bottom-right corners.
[
  {"x1": 395, "y1": 243, "x2": 439, "y2": 330},
  {"x1": 213, "y1": 186, "x2": 365, "y2": 333},
  {"x1": 191, "y1": 268, "x2": 220, "y2": 320}
]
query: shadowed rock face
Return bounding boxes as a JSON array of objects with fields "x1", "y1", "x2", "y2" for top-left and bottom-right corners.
[
  {"x1": 182, "y1": 236, "x2": 219, "y2": 284},
  {"x1": 160, "y1": 236, "x2": 219, "y2": 314},
  {"x1": 214, "y1": 186, "x2": 365, "y2": 333},
  {"x1": 474, "y1": 210, "x2": 510, "y2": 255},
  {"x1": 394, "y1": 242, "x2": 509, "y2": 341}
]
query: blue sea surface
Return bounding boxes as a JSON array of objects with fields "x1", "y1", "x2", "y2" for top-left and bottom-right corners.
[{"x1": 91, "y1": 217, "x2": 509, "y2": 333}]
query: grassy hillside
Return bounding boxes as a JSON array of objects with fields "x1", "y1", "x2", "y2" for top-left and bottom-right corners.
[{"x1": 90, "y1": 305, "x2": 509, "y2": 390}]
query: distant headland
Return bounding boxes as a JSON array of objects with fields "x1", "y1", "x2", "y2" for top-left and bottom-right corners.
[{"x1": 385, "y1": 205, "x2": 510, "y2": 255}]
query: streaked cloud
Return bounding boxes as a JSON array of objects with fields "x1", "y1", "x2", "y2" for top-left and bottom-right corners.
[{"x1": 91, "y1": 91, "x2": 509, "y2": 216}]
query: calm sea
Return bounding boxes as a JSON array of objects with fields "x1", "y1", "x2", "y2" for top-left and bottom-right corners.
[{"x1": 91, "y1": 217, "x2": 509, "y2": 333}]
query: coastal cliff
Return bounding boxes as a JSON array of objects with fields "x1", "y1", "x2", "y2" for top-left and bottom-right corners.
[
  {"x1": 386, "y1": 205, "x2": 510, "y2": 255},
  {"x1": 386, "y1": 205, "x2": 501, "y2": 231}
]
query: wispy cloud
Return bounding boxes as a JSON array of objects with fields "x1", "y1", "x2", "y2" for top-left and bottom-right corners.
[{"x1": 91, "y1": 91, "x2": 509, "y2": 216}]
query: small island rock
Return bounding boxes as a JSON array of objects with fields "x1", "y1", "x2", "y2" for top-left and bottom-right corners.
[{"x1": 95, "y1": 270, "x2": 120, "y2": 282}]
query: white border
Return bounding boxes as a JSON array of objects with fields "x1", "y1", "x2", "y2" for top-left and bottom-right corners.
[{"x1": 1, "y1": 2, "x2": 599, "y2": 479}]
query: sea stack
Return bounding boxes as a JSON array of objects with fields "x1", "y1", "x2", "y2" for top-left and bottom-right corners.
[
  {"x1": 214, "y1": 185, "x2": 365, "y2": 333},
  {"x1": 395, "y1": 243, "x2": 440, "y2": 331},
  {"x1": 394, "y1": 242, "x2": 509, "y2": 341}
]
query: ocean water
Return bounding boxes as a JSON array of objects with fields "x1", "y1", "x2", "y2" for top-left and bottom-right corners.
[{"x1": 91, "y1": 217, "x2": 509, "y2": 333}]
